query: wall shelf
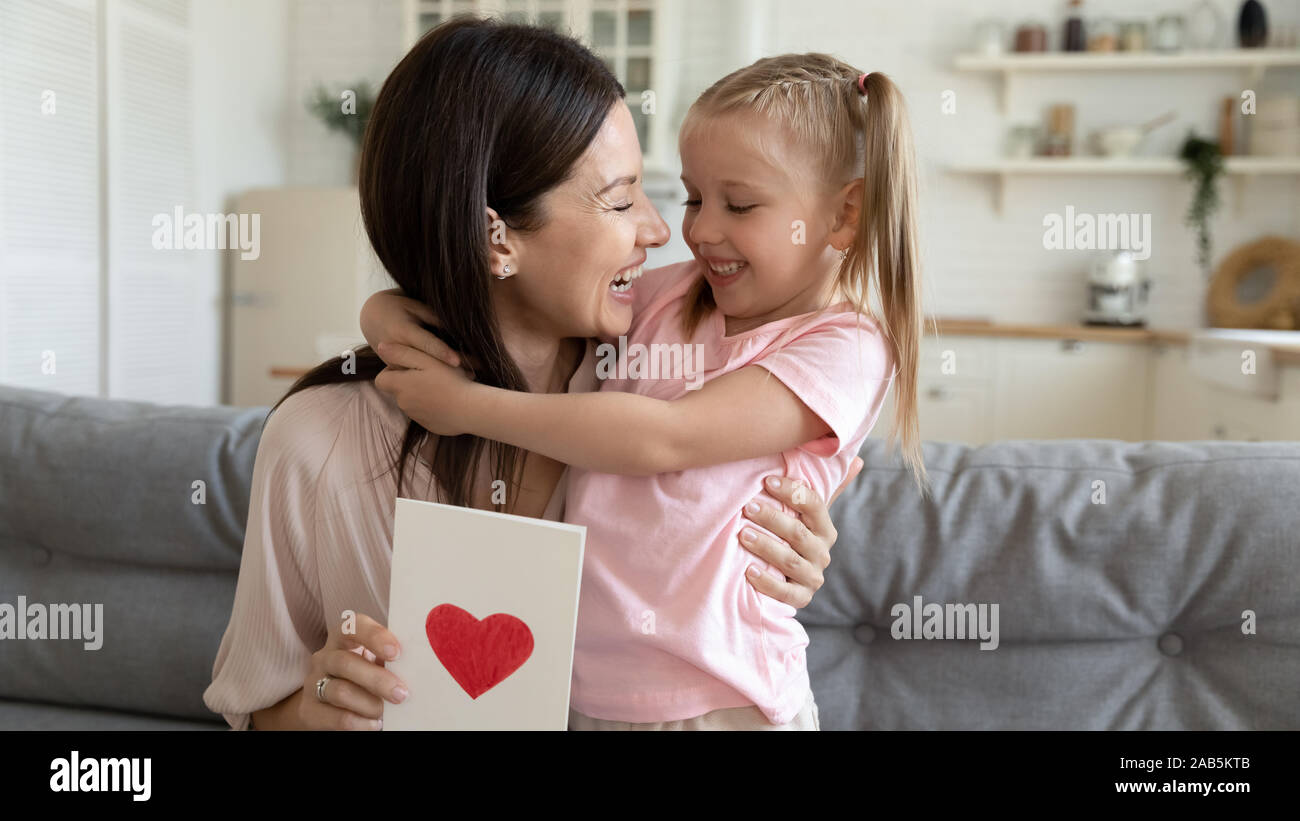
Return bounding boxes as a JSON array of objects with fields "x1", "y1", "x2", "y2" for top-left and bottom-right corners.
[
  {"x1": 954, "y1": 48, "x2": 1300, "y2": 112},
  {"x1": 946, "y1": 157, "x2": 1300, "y2": 214},
  {"x1": 950, "y1": 157, "x2": 1300, "y2": 175},
  {"x1": 956, "y1": 49, "x2": 1300, "y2": 72}
]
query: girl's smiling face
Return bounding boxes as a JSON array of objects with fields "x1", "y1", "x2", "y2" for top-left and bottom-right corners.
[{"x1": 679, "y1": 109, "x2": 854, "y2": 335}]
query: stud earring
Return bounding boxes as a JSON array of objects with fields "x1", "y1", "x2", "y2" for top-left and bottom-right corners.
[{"x1": 496, "y1": 264, "x2": 510, "y2": 281}]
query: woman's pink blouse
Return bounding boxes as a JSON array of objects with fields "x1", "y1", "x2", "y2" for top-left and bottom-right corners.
[{"x1": 203, "y1": 343, "x2": 598, "y2": 730}]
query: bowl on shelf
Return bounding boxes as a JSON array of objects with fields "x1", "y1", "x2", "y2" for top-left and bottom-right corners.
[
  {"x1": 1090, "y1": 127, "x2": 1145, "y2": 157},
  {"x1": 1089, "y1": 111, "x2": 1177, "y2": 158}
]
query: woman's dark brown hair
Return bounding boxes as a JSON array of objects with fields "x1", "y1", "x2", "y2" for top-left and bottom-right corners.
[{"x1": 271, "y1": 16, "x2": 625, "y2": 511}]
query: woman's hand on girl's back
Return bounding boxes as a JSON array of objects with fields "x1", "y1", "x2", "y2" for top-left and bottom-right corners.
[{"x1": 736, "y1": 457, "x2": 863, "y2": 609}]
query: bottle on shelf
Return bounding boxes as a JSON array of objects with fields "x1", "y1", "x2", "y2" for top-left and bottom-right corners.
[{"x1": 1064, "y1": 0, "x2": 1086, "y2": 52}]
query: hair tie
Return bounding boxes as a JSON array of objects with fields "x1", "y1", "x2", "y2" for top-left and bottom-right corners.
[{"x1": 856, "y1": 73, "x2": 869, "y2": 96}]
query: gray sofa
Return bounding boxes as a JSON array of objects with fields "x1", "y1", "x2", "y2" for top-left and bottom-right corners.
[{"x1": 1, "y1": 383, "x2": 1297, "y2": 730}]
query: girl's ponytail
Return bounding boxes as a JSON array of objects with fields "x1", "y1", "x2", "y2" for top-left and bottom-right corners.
[{"x1": 849, "y1": 71, "x2": 931, "y2": 498}]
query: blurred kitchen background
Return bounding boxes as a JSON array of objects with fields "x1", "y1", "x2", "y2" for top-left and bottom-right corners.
[{"x1": 2, "y1": 0, "x2": 1299, "y2": 443}]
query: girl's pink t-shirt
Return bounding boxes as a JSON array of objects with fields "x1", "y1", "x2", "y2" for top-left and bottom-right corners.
[{"x1": 566, "y1": 260, "x2": 896, "y2": 724}]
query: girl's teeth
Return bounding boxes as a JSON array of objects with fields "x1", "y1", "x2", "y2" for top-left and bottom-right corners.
[{"x1": 709, "y1": 261, "x2": 746, "y2": 275}]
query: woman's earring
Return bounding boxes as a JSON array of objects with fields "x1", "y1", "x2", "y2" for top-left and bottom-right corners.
[{"x1": 496, "y1": 264, "x2": 511, "y2": 281}]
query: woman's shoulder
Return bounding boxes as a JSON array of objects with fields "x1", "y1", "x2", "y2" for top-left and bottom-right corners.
[{"x1": 259, "y1": 380, "x2": 404, "y2": 477}]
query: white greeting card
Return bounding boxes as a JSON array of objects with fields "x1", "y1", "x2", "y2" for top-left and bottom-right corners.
[{"x1": 384, "y1": 498, "x2": 585, "y2": 730}]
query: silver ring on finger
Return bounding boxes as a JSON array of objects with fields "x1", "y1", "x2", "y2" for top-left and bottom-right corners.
[{"x1": 315, "y1": 675, "x2": 332, "y2": 703}]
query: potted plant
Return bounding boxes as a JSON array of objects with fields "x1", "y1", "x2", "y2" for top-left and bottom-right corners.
[
  {"x1": 307, "y1": 81, "x2": 376, "y2": 183},
  {"x1": 1178, "y1": 132, "x2": 1224, "y2": 278}
]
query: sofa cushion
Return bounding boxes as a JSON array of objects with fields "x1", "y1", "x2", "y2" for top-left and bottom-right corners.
[
  {"x1": 0, "y1": 540, "x2": 242, "y2": 721},
  {"x1": 811, "y1": 438, "x2": 1300, "y2": 729},
  {"x1": 1, "y1": 385, "x2": 263, "y2": 721},
  {"x1": 0, "y1": 386, "x2": 264, "y2": 571},
  {"x1": 0, "y1": 697, "x2": 224, "y2": 730}
]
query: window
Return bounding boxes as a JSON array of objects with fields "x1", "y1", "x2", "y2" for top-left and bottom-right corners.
[
  {"x1": 402, "y1": 0, "x2": 671, "y2": 170},
  {"x1": 589, "y1": 0, "x2": 657, "y2": 158}
]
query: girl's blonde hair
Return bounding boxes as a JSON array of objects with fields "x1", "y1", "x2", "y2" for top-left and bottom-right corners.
[{"x1": 679, "y1": 53, "x2": 931, "y2": 498}]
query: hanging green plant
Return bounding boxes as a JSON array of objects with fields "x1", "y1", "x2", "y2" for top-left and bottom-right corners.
[
  {"x1": 307, "y1": 81, "x2": 376, "y2": 151},
  {"x1": 1178, "y1": 132, "x2": 1224, "y2": 277}
]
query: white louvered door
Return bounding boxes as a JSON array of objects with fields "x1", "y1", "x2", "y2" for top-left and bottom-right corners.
[
  {"x1": 0, "y1": 0, "x2": 195, "y2": 402},
  {"x1": 104, "y1": 0, "x2": 196, "y2": 402},
  {"x1": 0, "y1": 0, "x2": 103, "y2": 396}
]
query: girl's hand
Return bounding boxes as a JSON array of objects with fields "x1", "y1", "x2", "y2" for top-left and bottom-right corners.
[
  {"x1": 288, "y1": 612, "x2": 406, "y2": 731},
  {"x1": 373, "y1": 342, "x2": 477, "y2": 437},
  {"x1": 360, "y1": 288, "x2": 463, "y2": 370},
  {"x1": 737, "y1": 457, "x2": 863, "y2": 609}
]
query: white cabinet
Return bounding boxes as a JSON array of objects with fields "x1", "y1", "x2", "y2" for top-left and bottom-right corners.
[
  {"x1": 1151, "y1": 343, "x2": 1300, "y2": 442},
  {"x1": 883, "y1": 335, "x2": 1150, "y2": 444},
  {"x1": 1150, "y1": 344, "x2": 1214, "y2": 440},
  {"x1": 992, "y1": 338, "x2": 1149, "y2": 441},
  {"x1": 918, "y1": 337, "x2": 994, "y2": 444},
  {"x1": 917, "y1": 382, "x2": 995, "y2": 444},
  {"x1": 872, "y1": 334, "x2": 1300, "y2": 446},
  {"x1": 873, "y1": 336, "x2": 996, "y2": 444}
]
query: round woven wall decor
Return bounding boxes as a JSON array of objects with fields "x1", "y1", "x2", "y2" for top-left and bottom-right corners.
[{"x1": 1206, "y1": 236, "x2": 1300, "y2": 330}]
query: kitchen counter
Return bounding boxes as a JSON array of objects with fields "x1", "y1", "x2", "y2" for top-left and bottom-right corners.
[
  {"x1": 271, "y1": 319, "x2": 1300, "y2": 380},
  {"x1": 932, "y1": 317, "x2": 1300, "y2": 366}
]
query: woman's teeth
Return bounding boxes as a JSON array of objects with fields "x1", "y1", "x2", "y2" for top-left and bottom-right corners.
[
  {"x1": 609, "y1": 264, "x2": 644, "y2": 293},
  {"x1": 708, "y1": 260, "x2": 747, "y2": 275}
]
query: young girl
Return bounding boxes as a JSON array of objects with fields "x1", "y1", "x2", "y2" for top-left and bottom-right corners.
[{"x1": 369, "y1": 54, "x2": 931, "y2": 729}]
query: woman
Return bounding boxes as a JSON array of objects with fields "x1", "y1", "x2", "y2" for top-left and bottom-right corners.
[{"x1": 203, "y1": 17, "x2": 855, "y2": 731}]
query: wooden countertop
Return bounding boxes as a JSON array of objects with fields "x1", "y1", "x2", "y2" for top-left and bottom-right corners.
[
  {"x1": 932, "y1": 317, "x2": 1300, "y2": 366},
  {"x1": 270, "y1": 319, "x2": 1300, "y2": 378},
  {"x1": 932, "y1": 316, "x2": 1189, "y2": 344}
]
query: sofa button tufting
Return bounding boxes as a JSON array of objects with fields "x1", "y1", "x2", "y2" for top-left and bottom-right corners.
[
  {"x1": 853, "y1": 624, "x2": 876, "y2": 645},
  {"x1": 1158, "y1": 633, "x2": 1184, "y2": 656}
]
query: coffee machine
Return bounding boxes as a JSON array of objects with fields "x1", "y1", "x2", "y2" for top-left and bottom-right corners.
[{"x1": 1085, "y1": 250, "x2": 1151, "y2": 326}]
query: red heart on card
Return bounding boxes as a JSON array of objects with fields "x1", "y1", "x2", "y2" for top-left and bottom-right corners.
[{"x1": 425, "y1": 604, "x2": 534, "y2": 699}]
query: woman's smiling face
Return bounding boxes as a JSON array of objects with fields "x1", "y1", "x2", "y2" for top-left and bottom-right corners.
[{"x1": 497, "y1": 101, "x2": 670, "y2": 341}]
